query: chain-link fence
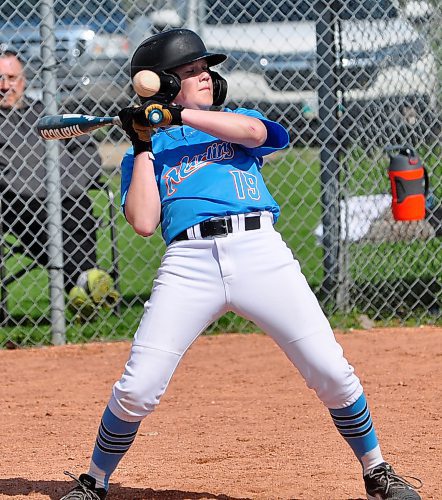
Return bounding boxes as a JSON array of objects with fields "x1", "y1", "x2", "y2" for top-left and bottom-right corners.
[{"x1": 0, "y1": 0, "x2": 441, "y2": 347}]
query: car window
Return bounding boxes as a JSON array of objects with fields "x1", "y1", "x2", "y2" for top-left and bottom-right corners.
[
  {"x1": 0, "y1": 0, "x2": 125, "y2": 32},
  {"x1": 0, "y1": 1, "x2": 38, "y2": 25},
  {"x1": 53, "y1": 0, "x2": 126, "y2": 31},
  {"x1": 205, "y1": 0, "x2": 315, "y2": 23},
  {"x1": 205, "y1": 0, "x2": 398, "y2": 24},
  {"x1": 340, "y1": 0, "x2": 398, "y2": 20}
]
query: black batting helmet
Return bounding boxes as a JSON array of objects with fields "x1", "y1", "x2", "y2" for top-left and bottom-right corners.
[{"x1": 131, "y1": 28, "x2": 228, "y2": 106}]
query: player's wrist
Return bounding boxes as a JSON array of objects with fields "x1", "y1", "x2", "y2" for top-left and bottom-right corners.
[
  {"x1": 132, "y1": 137, "x2": 152, "y2": 157},
  {"x1": 164, "y1": 103, "x2": 183, "y2": 126}
]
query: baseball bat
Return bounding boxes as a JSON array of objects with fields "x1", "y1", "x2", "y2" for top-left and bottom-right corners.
[{"x1": 37, "y1": 114, "x2": 121, "y2": 140}]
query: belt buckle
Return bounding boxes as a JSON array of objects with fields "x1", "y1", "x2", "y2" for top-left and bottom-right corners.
[{"x1": 211, "y1": 217, "x2": 229, "y2": 238}]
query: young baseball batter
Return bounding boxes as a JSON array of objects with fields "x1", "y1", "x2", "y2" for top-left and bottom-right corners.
[{"x1": 60, "y1": 29, "x2": 422, "y2": 500}]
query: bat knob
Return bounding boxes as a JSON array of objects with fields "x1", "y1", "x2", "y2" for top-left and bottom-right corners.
[{"x1": 147, "y1": 108, "x2": 164, "y2": 126}]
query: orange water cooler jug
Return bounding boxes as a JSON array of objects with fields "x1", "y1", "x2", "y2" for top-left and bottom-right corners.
[{"x1": 387, "y1": 145, "x2": 428, "y2": 221}]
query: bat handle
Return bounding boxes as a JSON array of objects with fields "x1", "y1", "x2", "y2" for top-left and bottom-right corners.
[
  {"x1": 112, "y1": 116, "x2": 122, "y2": 127},
  {"x1": 147, "y1": 108, "x2": 164, "y2": 126}
]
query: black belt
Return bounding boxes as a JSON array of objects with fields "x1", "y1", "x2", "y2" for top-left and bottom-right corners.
[{"x1": 173, "y1": 214, "x2": 261, "y2": 242}]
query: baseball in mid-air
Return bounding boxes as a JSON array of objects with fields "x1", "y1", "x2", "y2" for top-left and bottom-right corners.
[{"x1": 132, "y1": 70, "x2": 161, "y2": 97}]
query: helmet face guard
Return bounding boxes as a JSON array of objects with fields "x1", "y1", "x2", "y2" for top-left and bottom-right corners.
[{"x1": 131, "y1": 28, "x2": 228, "y2": 105}]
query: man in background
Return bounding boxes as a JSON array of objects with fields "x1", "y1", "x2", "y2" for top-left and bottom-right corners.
[{"x1": 0, "y1": 49, "x2": 105, "y2": 295}]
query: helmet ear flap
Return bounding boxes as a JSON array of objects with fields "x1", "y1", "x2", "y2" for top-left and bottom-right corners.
[
  {"x1": 210, "y1": 70, "x2": 228, "y2": 107},
  {"x1": 138, "y1": 71, "x2": 182, "y2": 104}
]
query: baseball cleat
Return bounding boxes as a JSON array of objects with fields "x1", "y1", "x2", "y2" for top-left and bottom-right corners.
[
  {"x1": 364, "y1": 462, "x2": 422, "y2": 499},
  {"x1": 60, "y1": 471, "x2": 107, "y2": 500}
]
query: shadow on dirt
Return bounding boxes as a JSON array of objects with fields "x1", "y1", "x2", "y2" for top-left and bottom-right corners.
[{"x1": 0, "y1": 477, "x2": 253, "y2": 499}]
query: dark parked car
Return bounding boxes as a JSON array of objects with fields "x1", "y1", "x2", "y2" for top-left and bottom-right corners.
[{"x1": 0, "y1": 0, "x2": 132, "y2": 116}]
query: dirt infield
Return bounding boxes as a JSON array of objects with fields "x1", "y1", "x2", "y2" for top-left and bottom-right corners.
[{"x1": 1, "y1": 327, "x2": 441, "y2": 500}]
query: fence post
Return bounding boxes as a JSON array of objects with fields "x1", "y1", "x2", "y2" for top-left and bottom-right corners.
[
  {"x1": 315, "y1": 1, "x2": 342, "y2": 306},
  {"x1": 39, "y1": 0, "x2": 67, "y2": 345},
  {"x1": 0, "y1": 201, "x2": 7, "y2": 325},
  {"x1": 187, "y1": 0, "x2": 200, "y2": 31}
]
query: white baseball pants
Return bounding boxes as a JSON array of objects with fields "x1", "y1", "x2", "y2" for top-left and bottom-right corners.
[{"x1": 109, "y1": 212, "x2": 363, "y2": 422}]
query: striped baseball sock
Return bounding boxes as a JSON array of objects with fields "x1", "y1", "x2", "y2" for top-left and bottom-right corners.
[
  {"x1": 87, "y1": 406, "x2": 141, "y2": 490},
  {"x1": 329, "y1": 392, "x2": 384, "y2": 473}
]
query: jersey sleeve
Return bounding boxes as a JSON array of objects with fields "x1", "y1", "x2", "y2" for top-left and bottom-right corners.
[
  {"x1": 228, "y1": 107, "x2": 290, "y2": 157},
  {"x1": 120, "y1": 146, "x2": 135, "y2": 215}
]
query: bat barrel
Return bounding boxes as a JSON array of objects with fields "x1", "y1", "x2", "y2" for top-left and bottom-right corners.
[{"x1": 37, "y1": 114, "x2": 119, "y2": 140}]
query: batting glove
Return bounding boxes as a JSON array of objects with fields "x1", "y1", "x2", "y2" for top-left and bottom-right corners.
[{"x1": 118, "y1": 106, "x2": 152, "y2": 156}]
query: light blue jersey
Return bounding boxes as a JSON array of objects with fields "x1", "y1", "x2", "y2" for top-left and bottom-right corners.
[{"x1": 121, "y1": 108, "x2": 289, "y2": 245}]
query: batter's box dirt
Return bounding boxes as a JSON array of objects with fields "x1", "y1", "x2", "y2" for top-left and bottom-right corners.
[{"x1": 1, "y1": 327, "x2": 440, "y2": 499}]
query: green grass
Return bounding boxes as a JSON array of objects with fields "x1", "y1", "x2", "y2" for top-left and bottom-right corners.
[{"x1": 1, "y1": 144, "x2": 441, "y2": 347}]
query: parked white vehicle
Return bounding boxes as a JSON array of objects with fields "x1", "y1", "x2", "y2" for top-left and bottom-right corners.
[{"x1": 147, "y1": 0, "x2": 439, "y2": 146}]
